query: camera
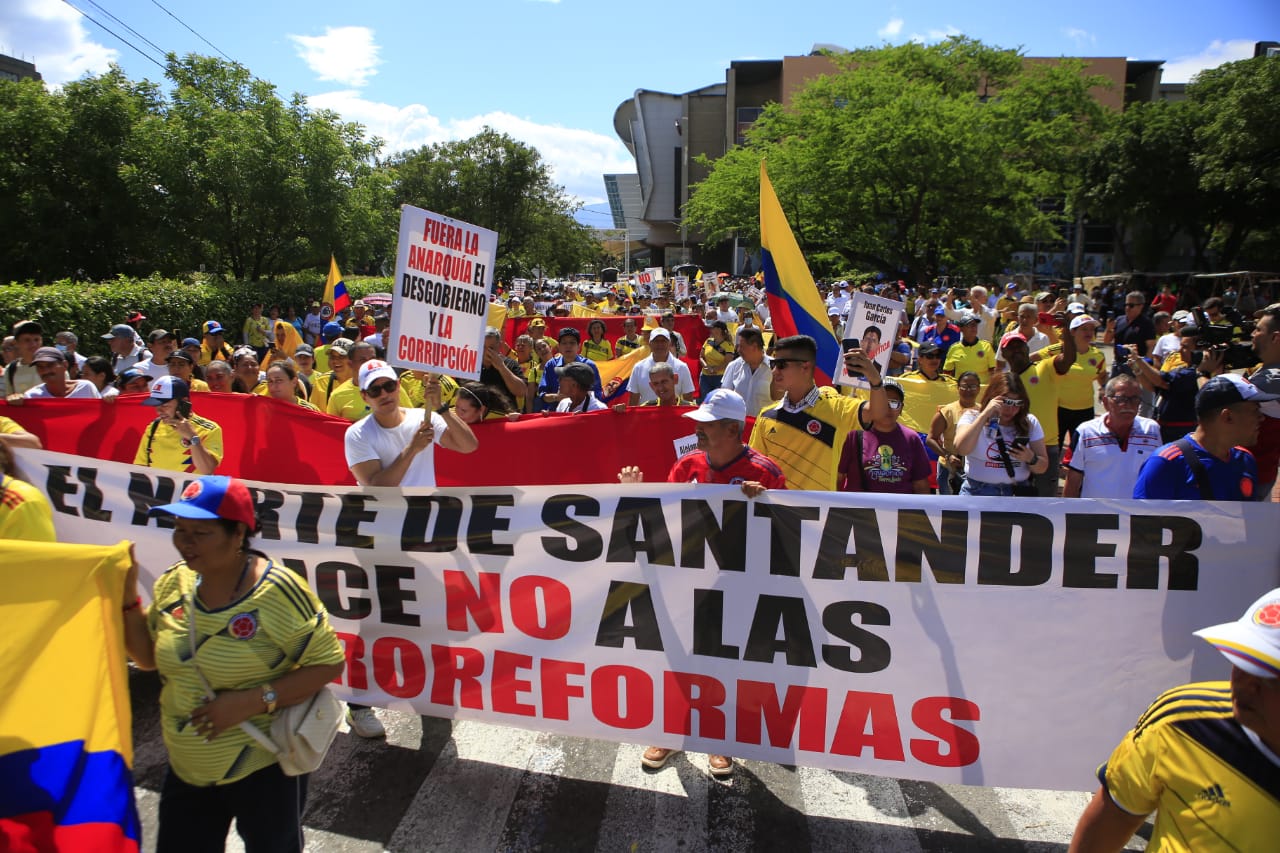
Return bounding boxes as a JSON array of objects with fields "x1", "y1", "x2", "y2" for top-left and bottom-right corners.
[
  {"x1": 1191, "y1": 306, "x2": 1258, "y2": 370},
  {"x1": 1115, "y1": 344, "x2": 1130, "y2": 360}
]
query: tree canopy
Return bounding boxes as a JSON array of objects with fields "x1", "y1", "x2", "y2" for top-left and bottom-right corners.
[{"x1": 0, "y1": 57, "x2": 599, "y2": 284}]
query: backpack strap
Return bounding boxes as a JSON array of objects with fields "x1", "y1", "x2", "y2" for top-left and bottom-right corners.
[
  {"x1": 1174, "y1": 438, "x2": 1215, "y2": 500},
  {"x1": 145, "y1": 419, "x2": 161, "y2": 466}
]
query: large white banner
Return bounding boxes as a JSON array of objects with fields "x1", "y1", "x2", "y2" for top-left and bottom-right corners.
[
  {"x1": 16, "y1": 449, "x2": 1280, "y2": 791},
  {"x1": 391, "y1": 204, "x2": 499, "y2": 380}
]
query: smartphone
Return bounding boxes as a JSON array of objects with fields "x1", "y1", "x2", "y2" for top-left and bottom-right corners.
[
  {"x1": 1011, "y1": 436, "x2": 1029, "y2": 451},
  {"x1": 176, "y1": 399, "x2": 193, "y2": 418}
]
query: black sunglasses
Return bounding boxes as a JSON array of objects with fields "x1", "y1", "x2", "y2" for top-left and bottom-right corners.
[
  {"x1": 770, "y1": 357, "x2": 810, "y2": 369},
  {"x1": 365, "y1": 379, "x2": 398, "y2": 398}
]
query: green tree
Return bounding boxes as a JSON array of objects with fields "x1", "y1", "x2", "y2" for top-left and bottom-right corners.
[
  {"x1": 1188, "y1": 56, "x2": 1280, "y2": 269},
  {"x1": 685, "y1": 38, "x2": 1111, "y2": 282},
  {"x1": 389, "y1": 127, "x2": 595, "y2": 280}
]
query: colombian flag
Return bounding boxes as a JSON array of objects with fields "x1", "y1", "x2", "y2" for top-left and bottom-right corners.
[
  {"x1": 0, "y1": 540, "x2": 140, "y2": 852},
  {"x1": 323, "y1": 255, "x2": 352, "y2": 316},
  {"x1": 759, "y1": 160, "x2": 840, "y2": 385}
]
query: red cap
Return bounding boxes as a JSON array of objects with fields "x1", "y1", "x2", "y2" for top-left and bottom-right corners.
[{"x1": 999, "y1": 331, "x2": 1028, "y2": 350}]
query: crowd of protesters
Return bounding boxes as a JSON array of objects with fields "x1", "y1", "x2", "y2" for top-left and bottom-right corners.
[{"x1": 3, "y1": 273, "x2": 1279, "y2": 852}]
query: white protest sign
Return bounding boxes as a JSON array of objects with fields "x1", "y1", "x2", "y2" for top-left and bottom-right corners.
[
  {"x1": 645, "y1": 266, "x2": 665, "y2": 283},
  {"x1": 391, "y1": 204, "x2": 499, "y2": 380},
  {"x1": 704, "y1": 274, "x2": 719, "y2": 299},
  {"x1": 672, "y1": 432, "x2": 698, "y2": 459},
  {"x1": 673, "y1": 276, "x2": 690, "y2": 301},
  {"x1": 837, "y1": 292, "x2": 906, "y2": 389},
  {"x1": 634, "y1": 270, "x2": 656, "y2": 296},
  {"x1": 19, "y1": 448, "x2": 1280, "y2": 792}
]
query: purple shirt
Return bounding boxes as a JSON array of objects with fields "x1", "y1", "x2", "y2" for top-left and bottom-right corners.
[{"x1": 838, "y1": 424, "x2": 931, "y2": 493}]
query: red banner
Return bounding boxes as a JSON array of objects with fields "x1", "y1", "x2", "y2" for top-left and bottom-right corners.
[{"x1": 3, "y1": 397, "x2": 748, "y2": 487}]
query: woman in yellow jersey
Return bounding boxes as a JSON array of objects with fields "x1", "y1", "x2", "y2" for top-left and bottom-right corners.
[
  {"x1": 264, "y1": 362, "x2": 319, "y2": 411},
  {"x1": 928, "y1": 371, "x2": 982, "y2": 495},
  {"x1": 121, "y1": 476, "x2": 345, "y2": 852},
  {"x1": 699, "y1": 320, "x2": 735, "y2": 399},
  {"x1": 230, "y1": 348, "x2": 265, "y2": 395},
  {"x1": 583, "y1": 319, "x2": 614, "y2": 363},
  {"x1": 1053, "y1": 315, "x2": 1108, "y2": 449}
]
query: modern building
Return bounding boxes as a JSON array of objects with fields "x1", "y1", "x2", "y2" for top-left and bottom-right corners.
[
  {"x1": 612, "y1": 48, "x2": 1165, "y2": 276},
  {"x1": 0, "y1": 54, "x2": 42, "y2": 83}
]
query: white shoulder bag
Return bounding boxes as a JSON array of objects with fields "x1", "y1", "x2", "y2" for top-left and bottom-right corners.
[{"x1": 185, "y1": 595, "x2": 344, "y2": 776}]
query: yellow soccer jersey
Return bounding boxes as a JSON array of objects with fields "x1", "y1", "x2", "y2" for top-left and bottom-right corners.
[
  {"x1": 398, "y1": 372, "x2": 459, "y2": 410},
  {"x1": 133, "y1": 415, "x2": 224, "y2": 473},
  {"x1": 583, "y1": 339, "x2": 614, "y2": 362},
  {"x1": 943, "y1": 339, "x2": 997, "y2": 383},
  {"x1": 749, "y1": 387, "x2": 865, "y2": 492},
  {"x1": 0, "y1": 475, "x2": 56, "y2": 542},
  {"x1": 1099, "y1": 681, "x2": 1280, "y2": 852},
  {"x1": 1037, "y1": 343, "x2": 1106, "y2": 409},
  {"x1": 325, "y1": 378, "x2": 413, "y2": 422},
  {"x1": 147, "y1": 559, "x2": 346, "y2": 786},
  {"x1": 1018, "y1": 358, "x2": 1062, "y2": 447}
]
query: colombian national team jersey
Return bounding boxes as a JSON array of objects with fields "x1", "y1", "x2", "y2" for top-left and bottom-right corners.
[
  {"x1": 1098, "y1": 681, "x2": 1280, "y2": 852},
  {"x1": 133, "y1": 415, "x2": 224, "y2": 473},
  {"x1": 749, "y1": 387, "x2": 865, "y2": 491},
  {"x1": 668, "y1": 446, "x2": 787, "y2": 489},
  {"x1": 147, "y1": 559, "x2": 346, "y2": 786},
  {"x1": 0, "y1": 475, "x2": 56, "y2": 542}
]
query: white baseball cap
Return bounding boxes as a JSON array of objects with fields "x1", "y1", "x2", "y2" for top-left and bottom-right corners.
[
  {"x1": 1193, "y1": 588, "x2": 1280, "y2": 678},
  {"x1": 683, "y1": 388, "x2": 748, "y2": 423},
  {"x1": 357, "y1": 359, "x2": 398, "y2": 391},
  {"x1": 647, "y1": 327, "x2": 672, "y2": 341},
  {"x1": 1069, "y1": 314, "x2": 1099, "y2": 331}
]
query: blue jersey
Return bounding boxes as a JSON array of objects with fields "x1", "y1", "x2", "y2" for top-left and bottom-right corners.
[{"x1": 1133, "y1": 435, "x2": 1259, "y2": 500}]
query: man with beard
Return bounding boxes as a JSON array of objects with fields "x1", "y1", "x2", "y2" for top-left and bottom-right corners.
[{"x1": 618, "y1": 388, "x2": 785, "y2": 777}]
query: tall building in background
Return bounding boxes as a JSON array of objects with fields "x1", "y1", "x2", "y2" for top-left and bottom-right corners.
[
  {"x1": 0, "y1": 54, "x2": 42, "y2": 83},
  {"x1": 613, "y1": 47, "x2": 1166, "y2": 277}
]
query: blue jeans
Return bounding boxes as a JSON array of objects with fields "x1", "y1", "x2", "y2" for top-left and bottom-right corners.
[
  {"x1": 699, "y1": 373, "x2": 723, "y2": 399},
  {"x1": 960, "y1": 478, "x2": 1015, "y2": 497},
  {"x1": 157, "y1": 762, "x2": 308, "y2": 853}
]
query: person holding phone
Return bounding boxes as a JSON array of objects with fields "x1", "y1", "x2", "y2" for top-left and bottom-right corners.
[{"x1": 134, "y1": 375, "x2": 223, "y2": 474}]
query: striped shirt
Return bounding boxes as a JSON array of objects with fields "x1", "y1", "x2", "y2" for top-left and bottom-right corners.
[
  {"x1": 147, "y1": 558, "x2": 346, "y2": 786},
  {"x1": 1098, "y1": 681, "x2": 1280, "y2": 851}
]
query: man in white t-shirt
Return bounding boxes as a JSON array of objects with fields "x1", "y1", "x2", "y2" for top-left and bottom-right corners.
[
  {"x1": 344, "y1": 360, "x2": 478, "y2": 487},
  {"x1": 16, "y1": 348, "x2": 101, "y2": 400},
  {"x1": 1150, "y1": 310, "x2": 1187, "y2": 366},
  {"x1": 628, "y1": 328, "x2": 695, "y2": 405},
  {"x1": 1062, "y1": 375, "x2": 1162, "y2": 499}
]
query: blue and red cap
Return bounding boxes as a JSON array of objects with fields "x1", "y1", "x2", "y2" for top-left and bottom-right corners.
[{"x1": 149, "y1": 475, "x2": 258, "y2": 531}]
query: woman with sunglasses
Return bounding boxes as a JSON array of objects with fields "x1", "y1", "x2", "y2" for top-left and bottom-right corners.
[
  {"x1": 928, "y1": 371, "x2": 983, "y2": 495},
  {"x1": 837, "y1": 378, "x2": 931, "y2": 494},
  {"x1": 952, "y1": 372, "x2": 1049, "y2": 497}
]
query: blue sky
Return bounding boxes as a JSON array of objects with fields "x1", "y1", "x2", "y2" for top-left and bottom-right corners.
[{"x1": 3, "y1": 0, "x2": 1276, "y2": 215}]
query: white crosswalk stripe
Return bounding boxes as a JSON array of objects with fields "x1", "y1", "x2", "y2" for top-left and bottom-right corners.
[{"x1": 126, "y1": 673, "x2": 1147, "y2": 852}]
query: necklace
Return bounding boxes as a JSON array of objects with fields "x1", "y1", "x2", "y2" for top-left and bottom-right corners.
[{"x1": 195, "y1": 553, "x2": 254, "y2": 604}]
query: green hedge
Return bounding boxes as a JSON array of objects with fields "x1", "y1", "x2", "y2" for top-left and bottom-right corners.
[{"x1": 0, "y1": 273, "x2": 393, "y2": 356}]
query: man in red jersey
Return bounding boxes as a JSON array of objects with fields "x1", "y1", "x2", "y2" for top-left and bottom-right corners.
[{"x1": 618, "y1": 388, "x2": 785, "y2": 777}]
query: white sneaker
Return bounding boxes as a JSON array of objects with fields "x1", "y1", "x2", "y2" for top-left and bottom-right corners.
[{"x1": 346, "y1": 706, "x2": 386, "y2": 739}]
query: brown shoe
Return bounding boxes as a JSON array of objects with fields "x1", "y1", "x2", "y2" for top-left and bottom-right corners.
[
  {"x1": 640, "y1": 746, "x2": 680, "y2": 769},
  {"x1": 708, "y1": 754, "x2": 733, "y2": 777}
]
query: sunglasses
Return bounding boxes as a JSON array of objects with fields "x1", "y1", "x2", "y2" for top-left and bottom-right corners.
[
  {"x1": 999, "y1": 398, "x2": 1026, "y2": 407},
  {"x1": 365, "y1": 379, "x2": 398, "y2": 398},
  {"x1": 770, "y1": 358, "x2": 810, "y2": 369},
  {"x1": 1107, "y1": 394, "x2": 1142, "y2": 406},
  {"x1": 920, "y1": 353, "x2": 941, "y2": 360},
  {"x1": 958, "y1": 384, "x2": 981, "y2": 392},
  {"x1": 887, "y1": 399, "x2": 903, "y2": 410}
]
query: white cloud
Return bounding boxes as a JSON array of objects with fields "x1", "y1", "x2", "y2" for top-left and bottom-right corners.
[
  {"x1": 306, "y1": 90, "x2": 634, "y2": 205},
  {"x1": 1062, "y1": 27, "x2": 1096, "y2": 49},
  {"x1": 288, "y1": 26, "x2": 381, "y2": 88},
  {"x1": 0, "y1": 0, "x2": 118, "y2": 85},
  {"x1": 877, "y1": 18, "x2": 904, "y2": 40},
  {"x1": 908, "y1": 26, "x2": 962, "y2": 45},
  {"x1": 1161, "y1": 39, "x2": 1256, "y2": 83}
]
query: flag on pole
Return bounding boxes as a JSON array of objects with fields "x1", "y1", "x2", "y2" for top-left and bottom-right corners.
[
  {"x1": 322, "y1": 255, "x2": 351, "y2": 317},
  {"x1": 759, "y1": 160, "x2": 839, "y2": 385}
]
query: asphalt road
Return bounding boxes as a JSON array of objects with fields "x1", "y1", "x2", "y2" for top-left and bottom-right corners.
[{"x1": 126, "y1": 670, "x2": 1149, "y2": 853}]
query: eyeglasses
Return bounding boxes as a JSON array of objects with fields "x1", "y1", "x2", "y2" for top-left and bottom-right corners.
[
  {"x1": 999, "y1": 398, "x2": 1026, "y2": 407},
  {"x1": 365, "y1": 379, "x2": 398, "y2": 398},
  {"x1": 770, "y1": 358, "x2": 810, "y2": 369},
  {"x1": 1125, "y1": 303, "x2": 1143, "y2": 309},
  {"x1": 1107, "y1": 394, "x2": 1142, "y2": 406}
]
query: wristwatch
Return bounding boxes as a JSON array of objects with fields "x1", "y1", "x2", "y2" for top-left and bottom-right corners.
[
  {"x1": 262, "y1": 683, "x2": 278, "y2": 714},
  {"x1": 180, "y1": 434, "x2": 201, "y2": 448}
]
